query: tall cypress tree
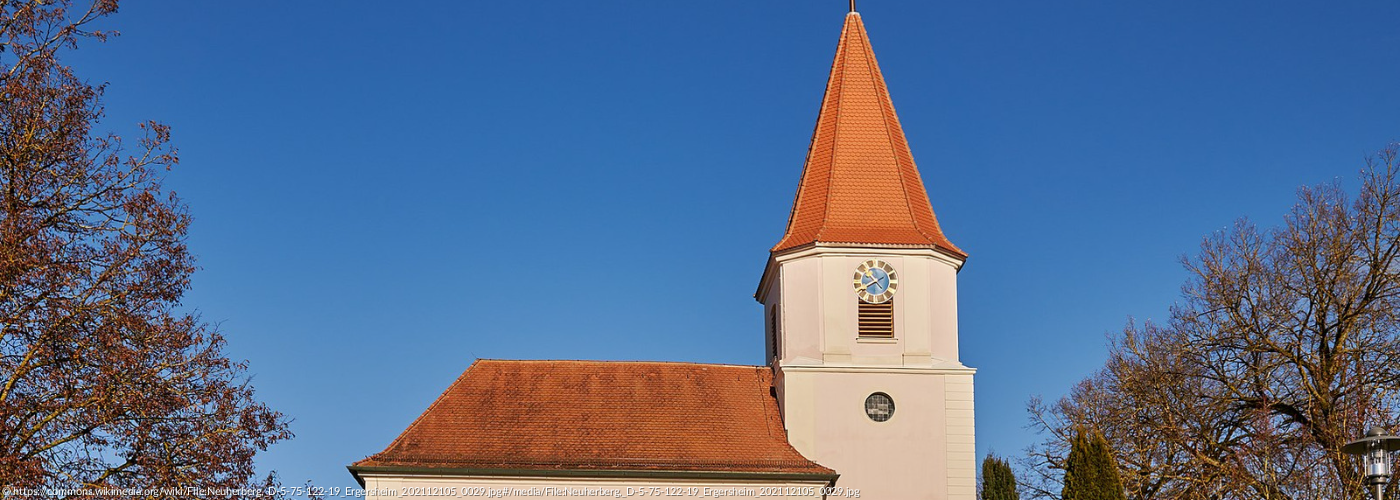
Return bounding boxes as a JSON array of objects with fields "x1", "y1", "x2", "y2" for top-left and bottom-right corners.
[
  {"x1": 1063, "y1": 430, "x2": 1091, "y2": 500},
  {"x1": 1087, "y1": 430, "x2": 1127, "y2": 500},
  {"x1": 981, "y1": 454, "x2": 1020, "y2": 500},
  {"x1": 1062, "y1": 428, "x2": 1126, "y2": 500}
]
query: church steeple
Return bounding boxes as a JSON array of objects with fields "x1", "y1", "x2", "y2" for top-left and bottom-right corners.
[
  {"x1": 772, "y1": 11, "x2": 963, "y2": 259},
  {"x1": 759, "y1": 12, "x2": 977, "y2": 498}
]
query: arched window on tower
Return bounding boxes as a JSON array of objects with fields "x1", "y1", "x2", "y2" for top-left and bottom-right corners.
[{"x1": 767, "y1": 304, "x2": 781, "y2": 362}]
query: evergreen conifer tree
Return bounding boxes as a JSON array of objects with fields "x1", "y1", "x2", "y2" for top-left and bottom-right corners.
[
  {"x1": 981, "y1": 454, "x2": 1020, "y2": 500},
  {"x1": 1062, "y1": 428, "x2": 1127, "y2": 500}
]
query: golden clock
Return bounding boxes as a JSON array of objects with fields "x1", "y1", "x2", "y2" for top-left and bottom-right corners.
[{"x1": 853, "y1": 259, "x2": 898, "y2": 304}]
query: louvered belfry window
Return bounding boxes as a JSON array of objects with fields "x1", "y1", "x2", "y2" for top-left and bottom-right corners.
[{"x1": 858, "y1": 300, "x2": 894, "y2": 337}]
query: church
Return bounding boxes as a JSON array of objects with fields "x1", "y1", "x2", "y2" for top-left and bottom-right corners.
[{"x1": 350, "y1": 6, "x2": 976, "y2": 499}]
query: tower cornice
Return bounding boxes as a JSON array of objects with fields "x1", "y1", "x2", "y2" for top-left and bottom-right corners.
[{"x1": 755, "y1": 244, "x2": 964, "y2": 304}]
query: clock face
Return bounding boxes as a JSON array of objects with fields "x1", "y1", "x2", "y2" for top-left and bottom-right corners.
[{"x1": 853, "y1": 260, "x2": 898, "y2": 304}]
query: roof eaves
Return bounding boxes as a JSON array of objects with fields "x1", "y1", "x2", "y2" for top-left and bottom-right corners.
[{"x1": 348, "y1": 465, "x2": 839, "y2": 486}]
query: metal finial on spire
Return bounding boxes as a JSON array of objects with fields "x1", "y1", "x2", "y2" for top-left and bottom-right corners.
[{"x1": 849, "y1": 0, "x2": 857, "y2": 13}]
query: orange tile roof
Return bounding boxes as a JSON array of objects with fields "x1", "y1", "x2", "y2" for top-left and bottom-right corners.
[
  {"x1": 773, "y1": 13, "x2": 964, "y2": 258},
  {"x1": 352, "y1": 360, "x2": 834, "y2": 477}
]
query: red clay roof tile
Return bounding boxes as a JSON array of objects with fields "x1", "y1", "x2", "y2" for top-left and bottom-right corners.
[
  {"x1": 353, "y1": 360, "x2": 833, "y2": 476},
  {"x1": 773, "y1": 13, "x2": 964, "y2": 258}
]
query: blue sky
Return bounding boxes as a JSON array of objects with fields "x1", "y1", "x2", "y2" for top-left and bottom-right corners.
[{"x1": 73, "y1": 0, "x2": 1400, "y2": 491}]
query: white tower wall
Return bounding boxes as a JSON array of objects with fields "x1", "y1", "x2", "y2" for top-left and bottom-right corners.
[{"x1": 759, "y1": 246, "x2": 976, "y2": 500}]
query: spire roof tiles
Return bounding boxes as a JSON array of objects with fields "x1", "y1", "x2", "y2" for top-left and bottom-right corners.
[{"x1": 772, "y1": 13, "x2": 964, "y2": 258}]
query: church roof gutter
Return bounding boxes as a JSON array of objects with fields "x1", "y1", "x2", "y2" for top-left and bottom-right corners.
[{"x1": 347, "y1": 465, "x2": 839, "y2": 488}]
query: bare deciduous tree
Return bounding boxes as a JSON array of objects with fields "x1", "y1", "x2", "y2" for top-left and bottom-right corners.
[
  {"x1": 0, "y1": 0, "x2": 290, "y2": 494},
  {"x1": 1024, "y1": 145, "x2": 1400, "y2": 500}
]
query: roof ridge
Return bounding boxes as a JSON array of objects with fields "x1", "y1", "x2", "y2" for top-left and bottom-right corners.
[
  {"x1": 775, "y1": 14, "x2": 849, "y2": 251},
  {"x1": 812, "y1": 15, "x2": 849, "y2": 245}
]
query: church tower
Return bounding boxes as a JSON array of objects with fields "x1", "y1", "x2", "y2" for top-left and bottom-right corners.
[{"x1": 755, "y1": 7, "x2": 976, "y2": 500}]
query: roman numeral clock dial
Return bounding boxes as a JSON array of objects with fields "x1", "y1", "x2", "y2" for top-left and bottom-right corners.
[{"x1": 853, "y1": 259, "x2": 898, "y2": 303}]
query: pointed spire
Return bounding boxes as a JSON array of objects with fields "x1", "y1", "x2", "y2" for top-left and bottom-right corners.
[{"x1": 771, "y1": 12, "x2": 964, "y2": 258}]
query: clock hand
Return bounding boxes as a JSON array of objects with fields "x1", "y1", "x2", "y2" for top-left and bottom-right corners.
[{"x1": 857, "y1": 271, "x2": 879, "y2": 291}]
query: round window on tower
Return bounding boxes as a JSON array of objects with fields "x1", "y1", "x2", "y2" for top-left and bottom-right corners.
[{"x1": 864, "y1": 392, "x2": 895, "y2": 422}]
